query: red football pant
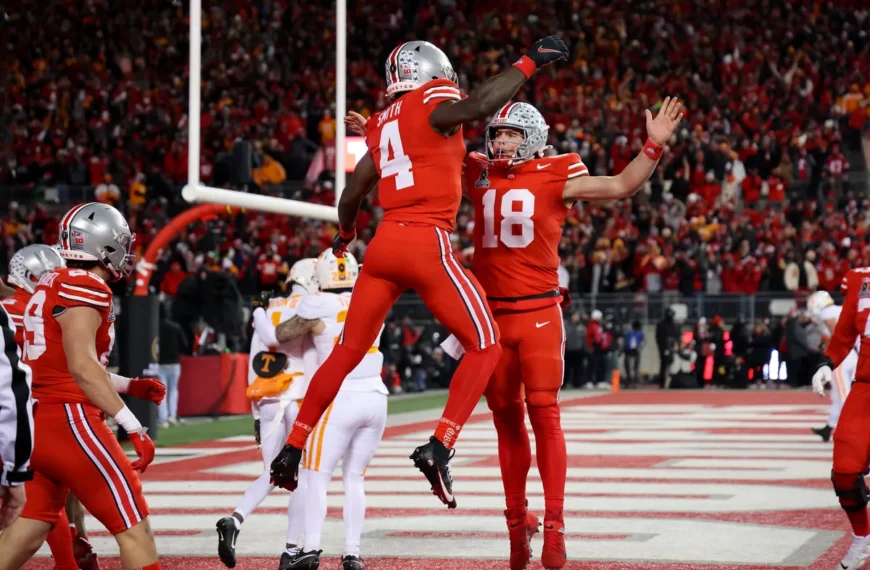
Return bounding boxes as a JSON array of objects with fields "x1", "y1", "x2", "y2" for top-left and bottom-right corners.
[
  {"x1": 45, "y1": 507, "x2": 77, "y2": 570},
  {"x1": 22, "y1": 403, "x2": 150, "y2": 535},
  {"x1": 288, "y1": 222, "x2": 499, "y2": 451},
  {"x1": 832, "y1": 382, "x2": 870, "y2": 536},
  {"x1": 485, "y1": 304, "x2": 566, "y2": 514}
]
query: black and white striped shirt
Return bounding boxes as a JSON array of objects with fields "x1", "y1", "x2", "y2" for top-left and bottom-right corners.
[{"x1": 0, "y1": 304, "x2": 33, "y2": 486}]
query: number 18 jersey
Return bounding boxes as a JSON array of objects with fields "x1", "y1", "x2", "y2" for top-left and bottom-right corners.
[
  {"x1": 24, "y1": 268, "x2": 116, "y2": 404},
  {"x1": 365, "y1": 78, "x2": 467, "y2": 232},
  {"x1": 465, "y1": 151, "x2": 588, "y2": 311}
]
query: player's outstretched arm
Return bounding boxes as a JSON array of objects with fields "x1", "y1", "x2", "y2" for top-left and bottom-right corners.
[
  {"x1": 562, "y1": 97, "x2": 684, "y2": 203},
  {"x1": 429, "y1": 35, "x2": 569, "y2": 133},
  {"x1": 59, "y1": 307, "x2": 126, "y2": 416},
  {"x1": 335, "y1": 151, "x2": 380, "y2": 247}
]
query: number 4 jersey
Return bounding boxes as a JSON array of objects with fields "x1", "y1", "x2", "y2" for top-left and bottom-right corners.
[
  {"x1": 464, "y1": 151, "x2": 588, "y2": 311},
  {"x1": 24, "y1": 267, "x2": 115, "y2": 404},
  {"x1": 365, "y1": 78, "x2": 467, "y2": 232}
]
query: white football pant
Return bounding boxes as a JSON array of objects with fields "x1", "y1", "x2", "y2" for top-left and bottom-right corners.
[
  {"x1": 828, "y1": 350, "x2": 858, "y2": 429},
  {"x1": 234, "y1": 399, "x2": 307, "y2": 546},
  {"x1": 300, "y1": 389, "x2": 387, "y2": 557}
]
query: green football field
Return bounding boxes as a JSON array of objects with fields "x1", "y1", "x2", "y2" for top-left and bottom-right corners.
[{"x1": 153, "y1": 391, "x2": 453, "y2": 447}]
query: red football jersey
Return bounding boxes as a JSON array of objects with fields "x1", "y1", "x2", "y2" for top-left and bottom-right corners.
[
  {"x1": 0, "y1": 287, "x2": 30, "y2": 348},
  {"x1": 365, "y1": 78, "x2": 467, "y2": 232},
  {"x1": 826, "y1": 268, "x2": 870, "y2": 381},
  {"x1": 465, "y1": 151, "x2": 588, "y2": 311},
  {"x1": 24, "y1": 268, "x2": 116, "y2": 404}
]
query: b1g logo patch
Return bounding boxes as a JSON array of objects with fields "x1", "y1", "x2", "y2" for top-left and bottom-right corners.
[
  {"x1": 253, "y1": 351, "x2": 288, "y2": 378},
  {"x1": 72, "y1": 231, "x2": 85, "y2": 245},
  {"x1": 475, "y1": 168, "x2": 489, "y2": 188}
]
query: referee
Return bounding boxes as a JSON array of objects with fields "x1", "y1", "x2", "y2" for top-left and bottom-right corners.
[{"x1": 0, "y1": 302, "x2": 34, "y2": 530}]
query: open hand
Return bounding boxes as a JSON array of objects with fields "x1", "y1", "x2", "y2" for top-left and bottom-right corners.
[
  {"x1": 645, "y1": 97, "x2": 684, "y2": 146},
  {"x1": 344, "y1": 111, "x2": 368, "y2": 136}
]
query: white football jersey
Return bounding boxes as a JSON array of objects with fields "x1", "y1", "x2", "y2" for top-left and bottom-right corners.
[
  {"x1": 249, "y1": 292, "x2": 318, "y2": 402},
  {"x1": 296, "y1": 291, "x2": 388, "y2": 394}
]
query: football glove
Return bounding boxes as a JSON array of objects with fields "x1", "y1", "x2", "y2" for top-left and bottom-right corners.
[
  {"x1": 559, "y1": 287, "x2": 572, "y2": 310},
  {"x1": 130, "y1": 430, "x2": 156, "y2": 473},
  {"x1": 332, "y1": 230, "x2": 355, "y2": 259},
  {"x1": 270, "y1": 443, "x2": 303, "y2": 491},
  {"x1": 254, "y1": 419, "x2": 261, "y2": 446},
  {"x1": 127, "y1": 377, "x2": 166, "y2": 405},
  {"x1": 527, "y1": 35, "x2": 569, "y2": 68},
  {"x1": 252, "y1": 290, "x2": 274, "y2": 312},
  {"x1": 812, "y1": 355, "x2": 834, "y2": 397}
]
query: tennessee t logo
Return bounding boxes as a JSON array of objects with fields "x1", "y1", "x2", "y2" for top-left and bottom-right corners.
[{"x1": 260, "y1": 353, "x2": 276, "y2": 372}]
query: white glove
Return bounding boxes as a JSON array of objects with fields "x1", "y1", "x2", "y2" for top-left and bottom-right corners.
[{"x1": 812, "y1": 365, "x2": 832, "y2": 397}]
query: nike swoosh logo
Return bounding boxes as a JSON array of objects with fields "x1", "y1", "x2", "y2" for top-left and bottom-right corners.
[
  {"x1": 536, "y1": 163, "x2": 551, "y2": 169},
  {"x1": 841, "y1": 564, "x2": 848, "y2": 570},
  {"x1": 537, "y1": 47, "x2": 562, "y2": 54},
  {"x1": 536, "y1": 321, "x2": 550, "y2": 328}
]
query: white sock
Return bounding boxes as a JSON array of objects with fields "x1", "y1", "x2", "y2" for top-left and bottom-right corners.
[
  {"x1": 230, "y1": 515, "x2": 241, "y2": 530},
  {"x1": 234, "y1": 472, "x2": 275, "y2": 521},
  {"x1": 286, "y1": 469, "x2": 308, "y2": 545},
  {"x1": 342, "y1": 470, "x2": 365, "y2": 557},
  {"x1": 302, "y1": 469, "x2": 331, "y2": 552}
]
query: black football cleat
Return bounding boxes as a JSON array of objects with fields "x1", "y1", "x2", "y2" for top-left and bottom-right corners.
[
  {"x1": 270, "y1": 444, "x2": 303, "y2": 490},
  {"x1": 216, "y1": 517, "x2": 240, "y2": 568},
  {"x1": 279, "y1": 549, "x2": 321, "y2": 570},
  {"x1": 410, "y1": 436, "x2": 457, "y2": 509},
  {"x1": 812, "y1": 425, "x2": 833, "y2": 442},
  {"x1": 342, "y1": 555, "x2": 366, "y2": 570}
]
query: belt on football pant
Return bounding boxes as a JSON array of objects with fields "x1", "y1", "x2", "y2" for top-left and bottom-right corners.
[{"x1": 487, "y1": 289, "x2": 561, "y2": 304}]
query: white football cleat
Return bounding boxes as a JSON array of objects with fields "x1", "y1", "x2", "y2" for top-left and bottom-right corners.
[{"x1": 838, "y1": 534, "x2": 870, "y2": 570}]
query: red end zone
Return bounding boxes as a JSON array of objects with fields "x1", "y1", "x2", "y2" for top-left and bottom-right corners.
[{"x1": 27, "y1": 391, "x2": 850, "y2": 569}]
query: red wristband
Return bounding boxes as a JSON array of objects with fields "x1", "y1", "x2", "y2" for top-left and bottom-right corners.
[
  {"x1": 339, "y1": 227, "x2": 356, "y2": 241},
  {"x1": 643, "y1": 139, "x2": 664, "y2": 161},
  {"x1": 512, "y1": 56, "x2": 537, "y2": 79}
]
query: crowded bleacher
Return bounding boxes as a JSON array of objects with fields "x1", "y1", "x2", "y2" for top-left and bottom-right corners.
[{"x1": 1, "y1": 0, "x2": 868, "y2": 303}]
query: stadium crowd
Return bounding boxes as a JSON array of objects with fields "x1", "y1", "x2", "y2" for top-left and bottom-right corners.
[{"x1": 1, "y1": 0, "x2": 869, "y2": 304}]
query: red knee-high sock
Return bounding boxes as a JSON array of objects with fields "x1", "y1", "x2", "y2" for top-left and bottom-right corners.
[
  {"x1": 46, "y1": 510, "x2": 78, "y2": 570},
  {"x1": 435, "y1": 344, "x2": 502, "y2": 449},
  {"x1": 492, "y1": 402, "x2": 532, "y2": 511},
  {"x1": 847, "y1": 509, "x2": 870, "y2": 536},
  {"x1": 142, "y1": 563, "x2": 162, "y2": 569},
  {"x1": 286, "y1": 345, "x2": 366, "y2": 449},
  {"x1": 528, "y1": 403, "x2": 567, "y2": 514}
]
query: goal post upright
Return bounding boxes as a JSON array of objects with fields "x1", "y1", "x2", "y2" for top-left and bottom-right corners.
[
  {"x1": 181, "y1": 0, "x2": 338, "y2": 222},
  {"x1": 335, "y1": 0, "x2": 347, "y2": 205}
]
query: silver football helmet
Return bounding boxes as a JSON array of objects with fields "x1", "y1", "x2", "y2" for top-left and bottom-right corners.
[
  {"x1": 485, "y1": 102, "x2": 551, "y2": 165},
  {"x1": 8, "y1": 245, "x2": 66, "y2": 294},
  {"x1": 57, "y1": 202, "x2": 136, "y2": 281},
  {"x1": 385, "y1": 41, "x2": 458, "y2": 97}
]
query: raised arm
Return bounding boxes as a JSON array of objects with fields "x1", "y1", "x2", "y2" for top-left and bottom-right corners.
[
  {"x1": 428, "y1": 35, "x2": 569, "y2": 133},
  {"x1": 562, "y1": 97, "x2": 683, "y2": 203}
]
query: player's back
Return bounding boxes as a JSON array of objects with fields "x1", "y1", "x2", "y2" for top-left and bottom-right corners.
[
  {"x1": 24, "y1": 267, "x2": 115, "y2": 404},
  {"x1": 465, "y1": 151, "x2": 588, "y2": 310},
  {"x1": 1, "y1": 286, "x2": 31, "y2": 348},
  {"x1": 366, "y1": 79, "x2": 467, "y2": 232},
  {"x1": 297, "y1": 291, "x2": 387, "y2": 394}
]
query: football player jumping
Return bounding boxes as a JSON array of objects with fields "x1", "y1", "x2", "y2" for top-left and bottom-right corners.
[
  {"x1": 347, "y1": 96, "x2": 682, "y2": 569},
  {"x1": 270, "y1": 36, "x2": 570, "y2": 511}
]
